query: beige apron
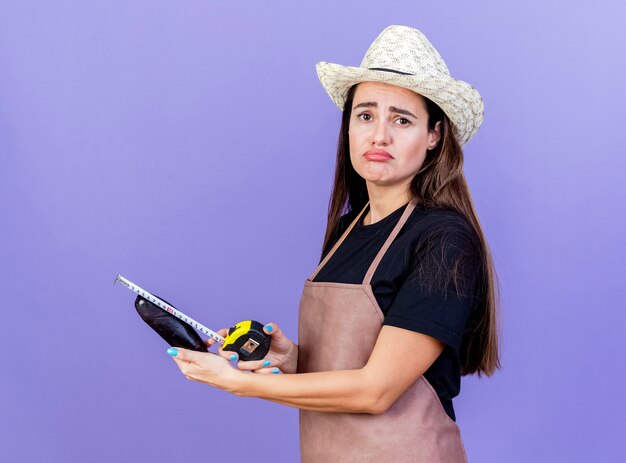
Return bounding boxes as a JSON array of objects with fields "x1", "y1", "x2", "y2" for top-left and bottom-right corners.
[{"x1": 297, "y1": 199, "x2": 467, "y2": 463}]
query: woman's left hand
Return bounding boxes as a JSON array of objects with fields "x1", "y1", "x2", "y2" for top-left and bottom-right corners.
[{"x1": 166, "y1": 347, "x2": 242, "y2": 393}]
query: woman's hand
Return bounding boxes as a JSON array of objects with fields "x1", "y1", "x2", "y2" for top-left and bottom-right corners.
[
  {"x1": 205, "y1": 323, "x2": 298, "y2": 374},
  {"x1": 167, "y1": 347, "x2": 242, "y2": 393}
]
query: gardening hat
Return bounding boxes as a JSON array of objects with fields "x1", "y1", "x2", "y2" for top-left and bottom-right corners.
[{"x1": 316, "y1": 25, "x2": 484, "y2": 146}]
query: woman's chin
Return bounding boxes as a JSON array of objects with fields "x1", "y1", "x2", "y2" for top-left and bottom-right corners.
[
  {"x1": 357, "y1": 166, "x2": 392, "y2": 183},
  {"x1": 363, "y1": 177, "x2": 395, "y2": 187}
]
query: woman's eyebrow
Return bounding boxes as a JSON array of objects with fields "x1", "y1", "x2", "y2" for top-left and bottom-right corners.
[
  {"x1": 389, "y1": 106, "x2": 417, "y2": 118},
  {"x1": 353, "y1": 102, "x2": 417, "y2": 118},
  {"x1": 353, "y1": 101, "x2": 377, "y2": 110}
]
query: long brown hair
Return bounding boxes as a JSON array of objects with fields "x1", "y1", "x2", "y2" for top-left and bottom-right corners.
[{"x1": 321, "y1": 84, "x2": 501, "y2": 377}]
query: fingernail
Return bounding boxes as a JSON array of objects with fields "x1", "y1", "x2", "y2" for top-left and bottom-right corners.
[
  {"x1": 272, "y1": 368, "x2": 280, "y2": 374},
  {"x1": 230, "y1": 354, "x2": 238, "y2": 361},
  {"x1": 167, "y1": 348, "x2": 178, "y2": 357},
  {"x1": 262, "y1": 360, "x2": 271, "y2": 367},
  {"x1": 264, "y1": 325, "x2": 273, "y2": 332}
]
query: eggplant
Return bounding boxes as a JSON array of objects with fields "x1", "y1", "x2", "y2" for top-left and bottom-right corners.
[{"x1": 134, "y1": 295, "x2": 208, "y2": 352}]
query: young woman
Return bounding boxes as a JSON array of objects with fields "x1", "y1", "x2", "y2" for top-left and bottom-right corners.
[{"x1": 167, "y1": 25, "x2": 500, "y2": 462}]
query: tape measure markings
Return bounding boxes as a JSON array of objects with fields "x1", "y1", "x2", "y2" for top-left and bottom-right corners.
[{"x1": 115, "y1": 274, "x2": 225, "y2": 344}]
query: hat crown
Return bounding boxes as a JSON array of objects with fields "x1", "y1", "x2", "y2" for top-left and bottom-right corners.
[{"x1": 360, "y1": 25, "x2": 450, "y2": 78}]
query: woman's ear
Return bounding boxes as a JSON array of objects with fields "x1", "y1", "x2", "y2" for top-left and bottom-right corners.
[{"x1": 428, "y1": 121, "x2": 442, "y2": 150}]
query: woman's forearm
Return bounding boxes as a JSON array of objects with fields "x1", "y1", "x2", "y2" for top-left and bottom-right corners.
[
  {"x1": 231, "y1": 368, "x2": 386, "y2": 414},
  {"x1": 169, "y1": 326, "x2": 442, "y2": 415}
]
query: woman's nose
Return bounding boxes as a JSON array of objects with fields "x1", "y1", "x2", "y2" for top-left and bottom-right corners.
[{"x1": 370, "y1": 120, "x2": 391, "y2": 146}]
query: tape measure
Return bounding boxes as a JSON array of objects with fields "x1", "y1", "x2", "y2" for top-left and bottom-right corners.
[{"x1": 115, "y1": 275, "x2": 271, "y2": 361}]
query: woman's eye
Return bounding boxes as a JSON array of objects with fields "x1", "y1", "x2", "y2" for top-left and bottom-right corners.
[
  {"x1": 395, "y1": 117, "x2": 411, "y2": 126},
  {"x1": 357, "y1": 113, "x2": 372, "y2": 121}
]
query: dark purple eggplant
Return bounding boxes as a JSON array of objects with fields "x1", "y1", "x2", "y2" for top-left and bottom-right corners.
[{"x1": 134, "y1": 295, "x2": 208, "y2": 352}]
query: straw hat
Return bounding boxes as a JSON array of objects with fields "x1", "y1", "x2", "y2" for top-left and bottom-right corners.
[{"x1": 316, "y1": 25, "x2": 484, "y2": 146}]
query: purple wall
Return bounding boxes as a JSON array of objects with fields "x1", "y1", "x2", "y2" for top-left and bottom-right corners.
[{"x1": 2, "y1": 1, "x2": 624, "y2": 461}]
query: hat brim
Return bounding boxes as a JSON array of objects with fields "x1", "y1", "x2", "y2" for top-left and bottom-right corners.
[{"x1": 316, "y1": 61, "x2": 484, "y2": 146}]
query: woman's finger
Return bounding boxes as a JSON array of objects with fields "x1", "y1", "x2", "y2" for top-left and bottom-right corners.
[
  {"x1": 167, "y1": 347, "x2": 200, "y2": 378},
  {"x1": 236, "y1": 358, "x2": 273, "y2": 371},
  {"x1": 263, "y1": 322, "x2": 278, "y2": 336},
  {"x1": 223, "y1": 350, "x2": 240, "y2": 362},
  {"x1": 253, "y1": 367, "x2": 282, "y2": 375},
  {"x1": 216, "y1": 345, "x2": 241, "y2": 362},
  {"x1": 166, "y1": 347, "x2": 200, "y2": 364},
  {"x1": 262, "y1": 322, "x2": 292, "y2": 347}
]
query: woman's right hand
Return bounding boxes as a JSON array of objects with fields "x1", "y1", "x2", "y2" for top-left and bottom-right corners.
[{"x1": 204, "y1": 322, "x2": 298, "y2": 374}]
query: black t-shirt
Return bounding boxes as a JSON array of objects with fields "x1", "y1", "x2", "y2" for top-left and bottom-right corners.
[{"x1": 312, "y1": 201, "x2": 483, "y2": 421}]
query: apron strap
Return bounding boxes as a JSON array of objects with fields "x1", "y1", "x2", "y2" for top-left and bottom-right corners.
[
  {"x1": 363, "y1": 199, "x2": 418, "y2": 285},
  {"x1": 308, "y1": 201, "x2": 370, "y2": 281}
]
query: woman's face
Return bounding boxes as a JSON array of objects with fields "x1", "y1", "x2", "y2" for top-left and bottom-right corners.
[{"x1": 348, "y1": 81, "x2": 441, "y2": 187}]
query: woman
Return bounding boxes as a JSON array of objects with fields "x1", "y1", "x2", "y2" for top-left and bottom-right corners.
[{"x1": 168, "y1": 25, "x2": 500, "y2": 462}]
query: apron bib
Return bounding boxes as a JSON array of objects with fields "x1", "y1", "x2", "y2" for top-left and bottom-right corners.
[{"x1": 297, "y1": 199, "x2": 467, "y2": 463}]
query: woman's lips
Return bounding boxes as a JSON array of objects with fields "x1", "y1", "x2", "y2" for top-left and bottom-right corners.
[{"x1": 364, "y1": 149, "x2": 394, "y2": 161}]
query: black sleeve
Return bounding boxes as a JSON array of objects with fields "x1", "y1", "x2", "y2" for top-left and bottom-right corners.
[{"x1": 383, "y1": 214, "x2": 483, "y2": 353}]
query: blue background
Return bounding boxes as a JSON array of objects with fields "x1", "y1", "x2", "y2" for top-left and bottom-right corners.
[{"x1": 1, "y1": 1, "x2": 624, "y2": 461}]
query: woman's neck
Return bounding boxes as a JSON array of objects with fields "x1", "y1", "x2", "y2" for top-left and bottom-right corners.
[{"x1": 363, "y1": 184, "x2": 412, "y2": 225}]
